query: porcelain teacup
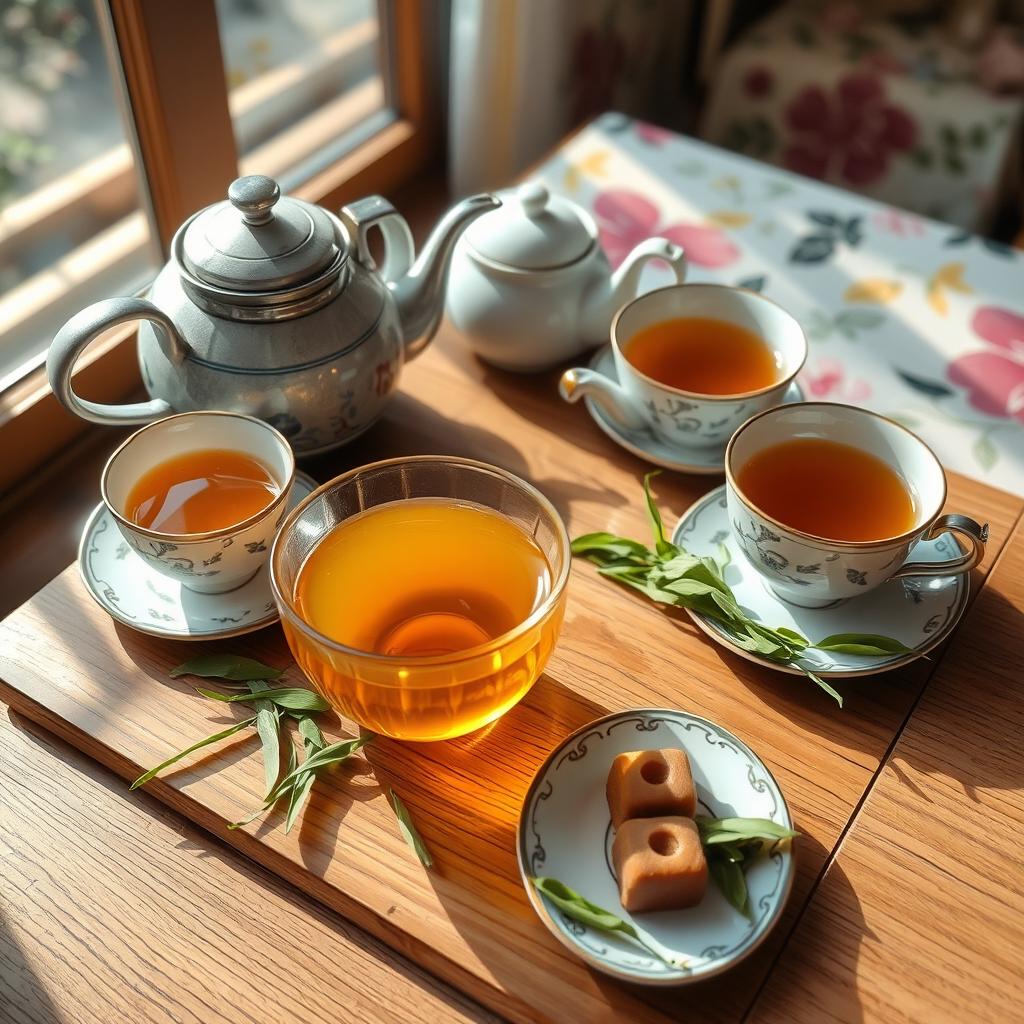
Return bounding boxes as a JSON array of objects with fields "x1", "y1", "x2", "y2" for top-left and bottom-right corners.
[
  {"x1": 558, "y1": 283, "x2": 807, "y2": 449},
  {"x1": 101, "y1": 411, "x2": 295, "y2": 594},
  {"x1": 725, "y1": 402, "x2": 988, "y2": 608}
]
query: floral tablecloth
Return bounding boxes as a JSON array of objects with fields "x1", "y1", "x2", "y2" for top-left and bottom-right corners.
[
  {"x1": 699, "y1": 3, "x2": 1023, "y2": 231},
  {"x1": 533, "y1": 113, "x2": 1024, "y2": 495}
]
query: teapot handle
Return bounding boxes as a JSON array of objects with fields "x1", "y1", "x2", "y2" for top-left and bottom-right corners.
[
  {"x1": 339, "y1": 196, "x2": 415, "y2": 285},
  {"x1": 48, "y1": 297, "x2": 187, "y2": 425}
]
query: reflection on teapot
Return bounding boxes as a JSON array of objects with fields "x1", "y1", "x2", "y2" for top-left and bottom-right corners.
[
  {"x1": 48, "y1": 176, "x2": 499, "y2": 454},
  {"x1": 446, "y1": 183, "x2": 687, "y2": 372}
]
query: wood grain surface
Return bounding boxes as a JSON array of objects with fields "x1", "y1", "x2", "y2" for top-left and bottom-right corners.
[
  {"x1": 0, "y1": 331, "x2": 1020, "y2": 1024},
  {"x1": 0, "y1": 705, "x2": 495, "y2": 1024},
  {"x1": 749, "y1": 516, "x2": 1024, "y2": 1024}
]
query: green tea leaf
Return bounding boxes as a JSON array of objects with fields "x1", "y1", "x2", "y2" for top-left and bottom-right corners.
[
  {"x1": 272, "y1": 734, "x2": 371, "y2": 793},
  {"x1": 642, "y1": 472, "x2": 678, "y2": 557},
  {"x1": 249, "y1": 680, "x2": 282, "y2": 796},
  {"x1": 656, "y1": 552, "x2": 703, "y2": 579},
  {"x1": 169, "y1": 655, "x2": 283, "y2": 680},
  {"x1": 572, "y1": 479, "x2": 910, "y2": 709},
  {"x1": 388, "y1": 788, "x2": 433, "y2": 868},
  {"x1": 531, "y1": 877, "x2": 686, "y2": 969},
  {"x1": 196, "y1": 687, "x2": 330, "y2": 713},
  {"x1": 659, "y1": 578, "x2": 722, "y2": 599},
  {"x1": 130, "y1": 717, "x2": 257, "y2": 790},
  {"x1": 804, "y1": 670, "x2": 844, "y2": 706},
  {"x1": 297, "y1": 715, "x2": 325, "y2": 751},
  {"x1": 696, "y1": 816, "x2": 799, "y2": 843},
  {"x1": 708, "y1": 855, "x2": 751, "y2": 918},
  {"x1": 812, "y1": 633, "x2": 914, "y2": 656},
  {"x1": 284, "y1": 770, "x2": 317, "y2": 833},
  {"x1": 775, "y1": 626, "x2": 810, "y2": 649},
  {"x1": 280, "y1": 716, "x2": 330, "y2": 832},
  {"x1": 717, "y1": 542, "x2": 732, "y2": 570},
  {"x1": 571, "y1": 532, "x2": 653, "y2": 561}
]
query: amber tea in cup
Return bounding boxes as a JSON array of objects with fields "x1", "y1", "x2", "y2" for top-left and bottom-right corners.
[
  {"x1": 624, "y1": 317, "x2": 779, "y2": 395},
  {"x1": 125, "y1": 449, "x2": 279, "y2": 534},
  {"x1": 735, "y1": 437, "x2": 916, "y2": 542},
  {"x1": 271, "y1": 457, "x2": 570, "y2": 742}
]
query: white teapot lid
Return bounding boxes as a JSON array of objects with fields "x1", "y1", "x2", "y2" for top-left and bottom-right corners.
[{"x1": 463, "y1": 183, "x2": 594, "y2": 270}]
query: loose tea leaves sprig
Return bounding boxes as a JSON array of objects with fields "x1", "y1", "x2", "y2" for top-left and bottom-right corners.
[
  {"x1": 388, "y1": 788, "x2": 433, "y2": 867},
  {"x1": 696, "y1": 816, "x2": 799, "y2": 919},
  {"x1": 531, "y1": 877, "x2": 688, "y2": 969},
  {"x1": 133, "y1": 656, "x2": 370, "y2": 832},
  {"x1": 134, "y1": 655, "x2": 434, "y2": 863},
  {"x1": 572, "y1": 473, "x2": 913, "y2": 706}
]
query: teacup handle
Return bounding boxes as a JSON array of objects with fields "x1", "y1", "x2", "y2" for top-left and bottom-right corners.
[{"x1": 890, "y1": 514, "x2": 988, "y2": 579}]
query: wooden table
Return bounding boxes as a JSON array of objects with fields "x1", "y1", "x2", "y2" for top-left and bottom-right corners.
[{"x1": 2, "y1": 322, "x2": 1023, "y2": 1023}]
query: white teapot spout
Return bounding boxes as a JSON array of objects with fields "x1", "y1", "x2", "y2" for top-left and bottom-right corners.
[{"x1": 580, "y1": 238, "x2": 687, "y2": 343}]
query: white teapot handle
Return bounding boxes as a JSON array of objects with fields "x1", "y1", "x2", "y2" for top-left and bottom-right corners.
[
  {"x1": 47, "y1": 297, "x2": 187, "y2": 425},
  {"x1": 610, "y1": 238, "x2": 688, "y2": 308}
]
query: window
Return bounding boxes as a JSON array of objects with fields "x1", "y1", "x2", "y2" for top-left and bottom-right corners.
[
  {"x1": 0, "y1": 0, "x2": 437, "y2": 491},
  {"x1": 217, "y1": 0, "x2": 388, "y2": 186},
  {"x1": 0, "y1": 0, "x2": 158, "y2": 391}
]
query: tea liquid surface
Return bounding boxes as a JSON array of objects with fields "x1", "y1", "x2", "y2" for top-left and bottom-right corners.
[
  {"x1": 736, "y1": 438, "x2": 916, "y2": 542},
  {"x1": 624, "y1": 317, "x2": 778, "y2": 395},
  {"x1": 125, "y1": 448, "x2": 278, "y2": 533},
  {"x1": 294, "y1": 498, "x2": 551, "y2": 657}
]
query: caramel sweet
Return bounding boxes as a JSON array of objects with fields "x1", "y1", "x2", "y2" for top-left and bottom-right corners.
[
  {"x1": 606, "y1": 748, "x2": 696, "y2": 828},
  {"x1": 611, "y1": 817, "x2": 708, "y2": 913}
]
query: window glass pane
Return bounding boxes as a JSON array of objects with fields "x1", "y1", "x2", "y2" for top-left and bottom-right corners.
[
  {"x1": 0, "y1": 0, "x2": 157, "y2": 390},
  {"x1": 216, "y1": 0, "x2": 388, "y2": 186}
]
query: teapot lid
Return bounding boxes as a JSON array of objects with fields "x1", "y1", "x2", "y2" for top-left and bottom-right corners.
[
  {"x1": 463, "y1": 183, "x2": 593, "y2": 270},
  {"x1": 179, "y1": 175, "x2": 344, "y2": 293}
]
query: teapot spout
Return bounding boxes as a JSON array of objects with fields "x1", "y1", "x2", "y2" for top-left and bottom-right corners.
[{"x1": 394, "y1": 193, "x2": 500, "y2": 359}]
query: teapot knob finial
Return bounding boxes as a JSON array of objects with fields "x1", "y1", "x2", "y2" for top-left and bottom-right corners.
[
  {"x1": 228, "y1": 174, "x2": 281, "y2": 226},
  {"x1": 517, "y1": 182, "x2": 549, "y2": 219}
]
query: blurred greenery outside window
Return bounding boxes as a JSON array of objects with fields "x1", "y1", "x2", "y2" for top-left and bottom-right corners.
[{"x1": 0, "y1": 0, "x2": 385, "y2": 391}]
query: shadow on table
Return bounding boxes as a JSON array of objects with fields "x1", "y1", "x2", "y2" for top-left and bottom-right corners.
[
  {"x1": 0, "y1": 903, "x2": 64, "y2": 1024},
  {"x1": 1, "y1": 708, "x2": 501, "y2": 1024},
  {"x1": 301, "y1": 380, "x2": 627, "y2": 525},
  {"x1": 743, "y1": 851, "x2": 870, "y2": 1024}
]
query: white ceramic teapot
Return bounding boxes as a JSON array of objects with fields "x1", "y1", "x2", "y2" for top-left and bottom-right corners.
[{"x1": 445, "y1": 183, "x2": 687, "y2": 372}]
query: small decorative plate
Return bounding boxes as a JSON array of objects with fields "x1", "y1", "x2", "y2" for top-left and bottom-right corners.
[
  {"x1": 583, "y1": 344, "x2": 805, "y2": 474},
  {"x1": 517, "y1": 708, "x2": 794, "y2": 985},
  {"x1": 672, "y1": 485, "x2": 970, "y2": 677},
  {"x1": 78, "y1": 470, "x2": 317, "y2": 642}
]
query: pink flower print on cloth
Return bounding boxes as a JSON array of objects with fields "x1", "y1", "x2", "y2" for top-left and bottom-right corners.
[
  {"x1": 802, "y1": 357, "x2": 872, "y2": 403},
  {"x1": 592, "y1": 190, "x2": 740, "y2": 269},
  {"x1": 948, "y1": 306, "x2": 1024, "y2": 421},
  {"x1": 634, "y1": 120, "x2": 673, "y2": 146},
  {"x1": 783, "y1": 73, "x2": 917, "y2": 186}
]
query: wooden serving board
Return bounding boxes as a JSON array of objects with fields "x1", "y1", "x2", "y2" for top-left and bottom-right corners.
[{"x1": 1, "y1": 337, "x2": 1021, "y2": 1024}]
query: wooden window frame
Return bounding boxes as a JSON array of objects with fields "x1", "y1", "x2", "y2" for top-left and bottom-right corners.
[{"x1": 0, "y1": 0, "x2": 440, "y2": 496}]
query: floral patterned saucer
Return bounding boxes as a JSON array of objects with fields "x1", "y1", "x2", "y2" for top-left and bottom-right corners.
[
  {"x1": 78, "y1": 471, "x2": 317, "y2": 641},
  {"x1": 517, "y1": 708, "x2": 794, "y2": 985},
  {"x1": 583, "y1": 344, "x2": 805, "y2": 474},
  {"x1": 672, "y1": 484, "x2": 970, "y2": 677}
]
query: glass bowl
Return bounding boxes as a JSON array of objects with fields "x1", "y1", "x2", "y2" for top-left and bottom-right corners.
[{"x1": 270, "y1": 456, "x2": 571, "y2": 741}]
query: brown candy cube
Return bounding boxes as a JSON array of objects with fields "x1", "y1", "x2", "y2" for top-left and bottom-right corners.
[
  {"x1": 612, "y1": 817, "x2": 708, "y2": 913},
  {"x1": 606, "y1": 748, "x2": 696, "y2": 828}
]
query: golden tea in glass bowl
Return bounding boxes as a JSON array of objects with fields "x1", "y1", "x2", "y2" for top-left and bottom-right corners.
[{"x1": 270, "y1": 457, "x2": 570, "y2": 741}]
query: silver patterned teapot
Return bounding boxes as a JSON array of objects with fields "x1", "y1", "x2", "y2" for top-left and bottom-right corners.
[{"x1": 48, "y1": 176, "x2": 498, "y2": 454}]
